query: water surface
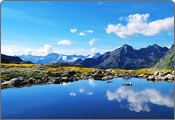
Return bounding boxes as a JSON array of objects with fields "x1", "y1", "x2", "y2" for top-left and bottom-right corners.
[{"x1": 1, "y1": 78, "x2": 174, "y2": 119}]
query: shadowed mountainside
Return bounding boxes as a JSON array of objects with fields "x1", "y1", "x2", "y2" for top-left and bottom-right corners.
[{"x1": 75, "y1": 44, "x2": 168, "y2": 70}]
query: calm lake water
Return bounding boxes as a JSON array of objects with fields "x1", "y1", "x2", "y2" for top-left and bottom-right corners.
[{"x1": 1, "y1": 78, "x2": 174, "y2": 119}]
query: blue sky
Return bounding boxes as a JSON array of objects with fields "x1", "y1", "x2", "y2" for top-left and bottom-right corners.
[{"x1": 2, "y1": 1, "x2": 174, "y2": 56}]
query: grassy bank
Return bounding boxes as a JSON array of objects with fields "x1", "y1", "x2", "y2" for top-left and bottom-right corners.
[{"x1": 1, "y1": 63, "x2": 174, "y2": 81}]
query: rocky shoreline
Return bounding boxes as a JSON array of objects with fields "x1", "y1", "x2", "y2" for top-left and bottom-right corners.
[{"x1": 1, "y1": 70, "x2": 174, "y2": 89}]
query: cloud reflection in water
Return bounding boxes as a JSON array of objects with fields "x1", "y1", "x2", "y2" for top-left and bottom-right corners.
[
  {"x1": 89, "y1": 79, "x2": 95, "y2": 87},
  {"x1": 106, "y1": 87, "x2": 174, "y2": 112}
]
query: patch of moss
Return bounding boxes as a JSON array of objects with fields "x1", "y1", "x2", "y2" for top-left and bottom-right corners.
[
  {"x1": 1, "y1": 74, "x2": 11, "y2": 80},
  {"x1": 33, "y1": 74, "x2": 42, "y2": 79}
]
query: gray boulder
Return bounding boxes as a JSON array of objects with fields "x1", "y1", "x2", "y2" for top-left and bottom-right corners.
[
  {"x1": 166, "y1": 74, "x2": 174, "y2": 80},
  {"x1": 93, "y1": 71, "x2": 104, "y2": 80},
  {"x1": 2, "y1": 77, "x2": 24, "y2": 86},
  {"x1": 162, "y1": 72, "x2": 171, "y2": 76}
]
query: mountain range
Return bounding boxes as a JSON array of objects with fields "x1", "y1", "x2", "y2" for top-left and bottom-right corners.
[
  {"x1": 2, "y1": 44, "x2": 172, "y2": 70},
  {"x1": 18, "y1": 52, "x2": 101, "y2": 64},
  {"x1": 74, "y1": 44, "x2": 169, "y2": 70}
]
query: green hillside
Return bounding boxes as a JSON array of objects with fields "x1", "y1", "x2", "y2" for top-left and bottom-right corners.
[{"x1": 154, "y1": 44, "x2": 174, "y2": 70}]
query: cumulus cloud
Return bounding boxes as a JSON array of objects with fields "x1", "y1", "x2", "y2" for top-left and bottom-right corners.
[
  {"x1": 91, "y1": 48, "x2": 96, "y2": 53},
  {"x1": 106, "y1": 87, "x2": 174, "y2": 112},
  {"x1": 70, "y1": 28, "x2": 77, "y2": 33},
  {"x1": 2, "y1": 45, "x2": 53, "y2": 56},
  {"x1": 106, "y1": 13, "x2": 174, "y2": 38},
  {"x1": 57, "y1": 40, "x2": 72, "y2": 45},
  {"x1": 79, "y1": 32, "x2": 86, "y2": 36},
  {"x1": 86, "y1": 30, "x2": 94, "y2": 33},
  {"x1": 89, "y1": 38, "x2": 96, "y2": 46},
  {"x1": 69, "y1": 92, "x2": 76, "y2": 96},
  {"x1": 2, "y1": 46, "x2": 23, "y2": 56},
  {"x1": 38, "y1": 44, "x2": 53, "y2": 55}
]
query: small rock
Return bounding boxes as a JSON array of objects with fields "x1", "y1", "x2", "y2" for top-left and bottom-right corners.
[
  {"x1": 154, "y1": 71, "x2": 159, "y2": 76},
  {"x1": 102, "y1": 76, "x2": 113, "y2": 80},
  {"x1": 62, "y1": 77, "x2": 69, "y2": 80},
  {"x1": 147, "y1": 76, "x2": 155, "y2": 80},
  {"x1": 138, "y1": 74, "x2": 144, "y2": 77},
  {"x1": 107, "y1": 80, "x2": 112, "y2": 83}
]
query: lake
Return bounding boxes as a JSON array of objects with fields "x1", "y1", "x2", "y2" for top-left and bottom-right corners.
[{"x1": 1, "y1": 78, "x2": 174, "y2": 119}]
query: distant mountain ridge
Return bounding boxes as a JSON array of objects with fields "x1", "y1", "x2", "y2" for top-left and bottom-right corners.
[
  {"x1": 1, "y1": 54, "x2": 32, "y2": 64},
  {"x1": 74, "y1": 44, "x2": 169, "y2": 70},
  {"x1": 19, "y1": 53, "x2": 101, "y2": 64},
  {"x1": 1, "y1": 54, "x2": 23, "y2": 63},
  {"x1": 3, "y1": 44, "x2": 170, "y2": 70}
]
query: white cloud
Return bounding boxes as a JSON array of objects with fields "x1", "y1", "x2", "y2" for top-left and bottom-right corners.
[
  {"x1": 106, "y1": 87, "x2": 174, "y2": 112},
  {"x1": 79, "y1": 88, "x2": 85, "y2": 93},
  {"x1": 91, "y1": 48, "x2": 96, "y2": 53},
  {"x1": 2, "y1": 45, "x2": 111, "y2": 56},
  {"x1": 89, "y1": 38, "x2": 96, "y2": 46},
  {"x1": 86, "y1": 30, "x2": 94, "y2": 33},
  {"x1": 1, "y1": 45, "x2": 53, "y2": 56},
  {"x1": 79, "y1": 32, "x2": 86, "y2": 36},
  {"x1": 2, "y1": 46, "x2": 23, "y2": 56},
  {"x1": 57, "y1": 40, "x2": 72, "y2": 45},
  {"x1": 70, "y1": 28, "x2": 77, "y2": 33},
  {"x1": 87, "y1": 92, "x2": 93, "y2": 95},
  {"x1": 106, "y1": 13, "x2": 174, "y2": 38},
  {"x1": 38, "y1": 44, "x2": 53, "y2": 55},
  {"x1": 24, "y1": 49, "x2": 32, "y2": 55},
  {"x1": 69, "y1": 92, "x2": 76, "y2": 96}
]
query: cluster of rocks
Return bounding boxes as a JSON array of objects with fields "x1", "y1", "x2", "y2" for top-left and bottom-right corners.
[
  {"x1": 147, "y1": 71, "x2": 174, "y2": 81},
  {"x1": 1, "y1": 70, "x2": 174, "y2": 89}
]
